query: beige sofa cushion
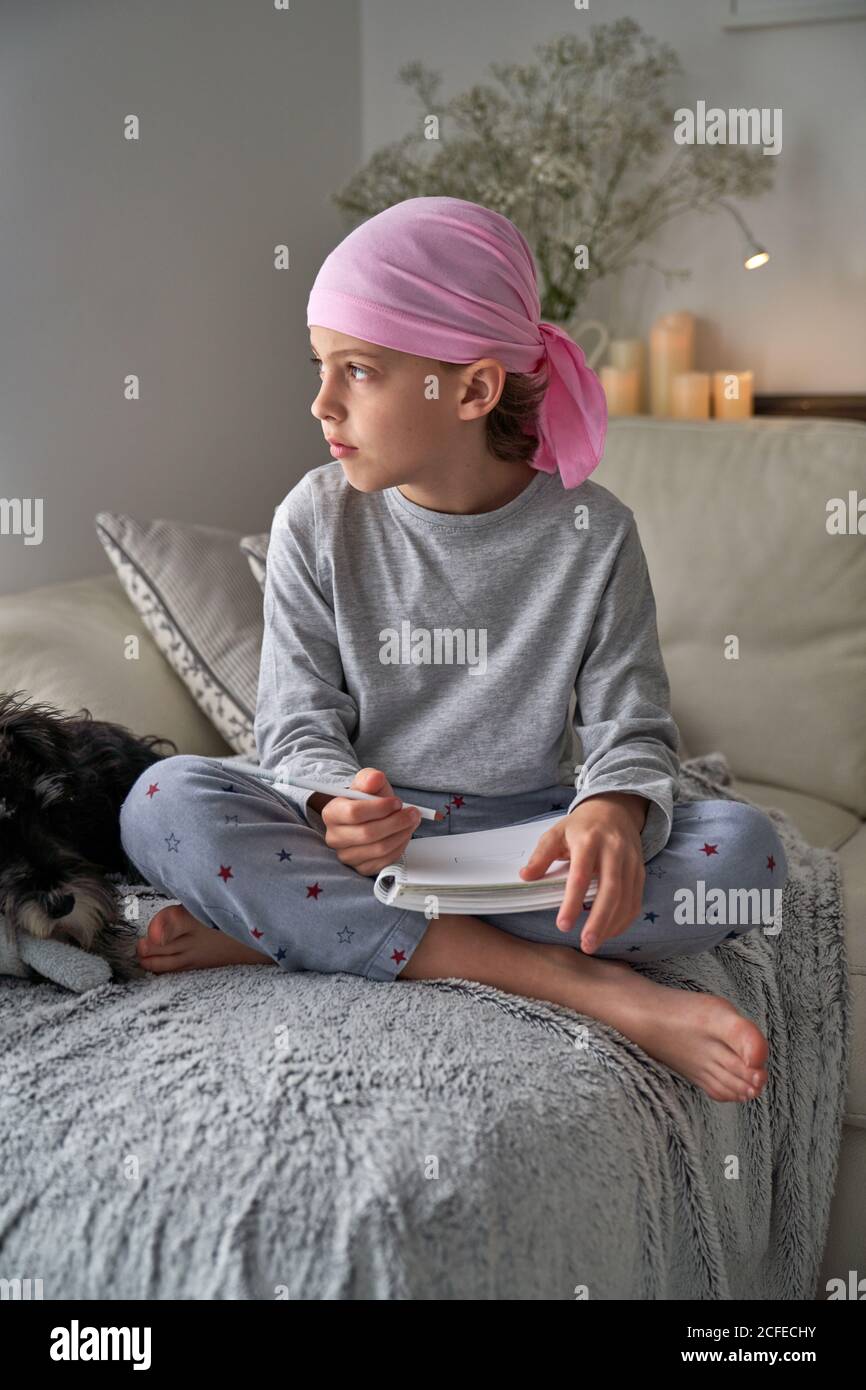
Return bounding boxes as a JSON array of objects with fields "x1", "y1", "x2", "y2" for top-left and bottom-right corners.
[
  {"x1": 596, "y1": 418, "x2": 866, "y2": 816},
  {"x1": 729, "y1": 777, "x2": 862, "y2": 852},
  {"x1": 0, "y1": 573, "x2": 231, "y2": 754}
]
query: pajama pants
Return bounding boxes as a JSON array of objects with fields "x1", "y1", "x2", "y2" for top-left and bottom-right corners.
[{"x1": 118, "y1": 755, "x2": 789, "y2": 982}]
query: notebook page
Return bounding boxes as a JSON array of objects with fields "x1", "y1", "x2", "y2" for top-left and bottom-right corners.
[{"x1": 400, "y1": 813, "x2": 573, "y2": 888}]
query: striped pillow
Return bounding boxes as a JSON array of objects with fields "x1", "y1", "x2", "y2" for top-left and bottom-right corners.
[
  {"x1": 94, "y1": 512, "x2": 264, "y2": 757},
  {"x1": 239, "y1": 531, "x2": 269, "y2": 591}
]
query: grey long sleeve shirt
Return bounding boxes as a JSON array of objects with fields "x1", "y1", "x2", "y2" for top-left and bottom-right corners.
[{"x1": 254, "y1": 462, "x2": 681, "y2": 862}]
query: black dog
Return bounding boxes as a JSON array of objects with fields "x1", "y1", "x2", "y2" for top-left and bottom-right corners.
[{"x1": 0, "y1": 690, "x2": 177, "y2": 949}]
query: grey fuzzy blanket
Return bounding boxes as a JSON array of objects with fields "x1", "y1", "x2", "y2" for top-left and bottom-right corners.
[{"x1": 0, "y1": 753, "x2": 850, "y2": 1299}]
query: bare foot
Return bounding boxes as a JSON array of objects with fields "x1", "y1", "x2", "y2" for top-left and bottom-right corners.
[
  {"x1": 565, "y1": 953, "x2": 769, "y2": 1103},
  {"x1": 136, "y1": 903, "x2": 276, "y2": 972},
  {"x1": 399, "y1": 915, "x2": 769, "y2": 1105}
]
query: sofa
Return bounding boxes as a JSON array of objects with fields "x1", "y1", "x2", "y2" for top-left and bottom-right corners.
[
  {"x1": 1, "y1": 414, "x2": 862, "y2": 1297},
  {"x1": 605, "y1": 417, "x2": 866, "y2": 1288}
]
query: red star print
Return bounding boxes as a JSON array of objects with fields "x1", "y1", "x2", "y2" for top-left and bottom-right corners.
[
  {"x1": 306, "y1": 882, "x2": 322, "y2": 899},
  {"x1": 218, "y1": 864, "x2": 233, "y2": 882},
  {"x1": 700, "y1": 843, "x2": 719, "y2": 856},
  {"x1": 250, "y1": 927, "x2": 263, "y2": 939},
  {"x1": 767, "y1": 855, "x2": 776, "y2": 871},
  {"x1": 145, "y1": 783, "x2": 159, "y2": 798},
  {"x1": 450, "y1": 795, "x2": 464, "y2": 809},
  {"x1": 391, "y1": 948, "x2": 406, "y2": 966}
]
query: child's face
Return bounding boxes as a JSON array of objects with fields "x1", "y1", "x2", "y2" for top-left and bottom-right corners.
[{"x1": 308, "y1": 325, "x2": 502, "y2": 493}]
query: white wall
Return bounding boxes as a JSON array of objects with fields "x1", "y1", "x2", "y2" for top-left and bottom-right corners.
[
  {"x1": 0, "y1": 0, "x2": 361, "y2": 595},
  {"x1": 360, "y1": 0, "x2": 866, "y2": 393}
]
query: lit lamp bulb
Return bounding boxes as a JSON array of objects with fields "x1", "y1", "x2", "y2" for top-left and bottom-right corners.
[
  {"x1": 718, "y1": 199, "x2": 770, "y2": 271},
  {"x1": 745, "y1": 246, "x2": 770, "y2": 271}
]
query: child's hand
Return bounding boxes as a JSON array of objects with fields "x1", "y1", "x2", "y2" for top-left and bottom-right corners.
[
  {"x1": 320, "y1": 767, "x2": 422, "y2": 877},
  {"x1": 518, "y1": 793, "x2": 648, "y2": 953}
]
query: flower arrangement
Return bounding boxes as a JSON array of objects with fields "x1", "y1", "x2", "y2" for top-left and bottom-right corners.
[{"x1": 332, "y1": 18, "x2": 776, "y2": 322}]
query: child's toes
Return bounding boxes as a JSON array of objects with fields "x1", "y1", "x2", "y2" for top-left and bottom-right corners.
[
  {"x1": 136, "y1": 912, "x2": 182, "y2": 956},
  {"x1": 138, "y1": 950, "x2": 188, "y2": 974},
  {"x1": 147, "y1": 906, "x2": 189, "y2": 948}
]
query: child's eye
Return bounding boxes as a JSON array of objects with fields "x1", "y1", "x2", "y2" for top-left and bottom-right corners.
[{"x1": 310, "y1": 356, "x2": 369, "y2": 382}]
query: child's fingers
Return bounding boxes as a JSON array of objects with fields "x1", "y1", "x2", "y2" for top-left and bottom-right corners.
[
  {"x1": 553, "y1": 849, "x2": 598, "y2": 932},
  {"x1": 326, "y1": 767, "x2": 402, "y2": 826},
  {"x1": 328, "y1": 802, "x2": 419, "y2": 847},
  {"x1": 580, "y1": 846, "x2": 639, "y2": 952},
  {"x1": 334, "y1": 794, "x2": 404, "y2": 824},
  {"x1": 345, "y1": 827, "x2": 416, "y2": 877},
  {"x1": 350, "y1": 766, "x2": 396, "y2": 801},
  {"x1": 521, "y1": 827, "x2": 595, "y2": 934},
  {"x1": 519, "y1": 827, "x2": 569, "y2": 880}
]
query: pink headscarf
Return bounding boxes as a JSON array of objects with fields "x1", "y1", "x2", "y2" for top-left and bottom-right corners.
[{"x1": 306, "y1": 197, "x2": 608, "y2": 489}]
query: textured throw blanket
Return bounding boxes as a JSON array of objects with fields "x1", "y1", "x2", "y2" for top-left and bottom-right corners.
[{"x1": 0, "y1": 753, "x2": 850, "y2": 1299}]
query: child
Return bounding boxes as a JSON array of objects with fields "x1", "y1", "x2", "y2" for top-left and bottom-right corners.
[{"x1": 120, "y1": 197, "x2": 788, "y2": 1103}]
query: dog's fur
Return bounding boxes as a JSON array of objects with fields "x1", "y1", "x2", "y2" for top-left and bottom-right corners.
[{"x1": 0, "y1": 690, "x2": 177, "y2": 950}]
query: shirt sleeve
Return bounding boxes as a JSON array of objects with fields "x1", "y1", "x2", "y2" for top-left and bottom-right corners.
[
  {"x1": 566, "y1": 510, "x2": 681, "y2": 863},
  {"x1": 253, "y1": 476, "x2": 362, "y2": 828}
]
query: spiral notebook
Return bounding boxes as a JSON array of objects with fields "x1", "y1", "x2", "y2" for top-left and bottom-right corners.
[{"x1": 372, "y1": 813, "x2": 599, "y2": 915}]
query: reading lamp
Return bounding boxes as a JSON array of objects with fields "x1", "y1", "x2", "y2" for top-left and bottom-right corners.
[{"x1": 718, "y1": 198, "x2": 770, "y2": 269}]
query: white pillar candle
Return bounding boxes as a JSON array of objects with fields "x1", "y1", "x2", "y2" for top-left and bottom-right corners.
[
  {"x1": 649, "y1": 312, "x2": 695, "y2": 417},
  {"x1": 713, "y1": 370, "x2": 754, "y2": 420},
  {"x1": 671, "y1": 371, "x2": 710, "y2": 420},
  {"x1": 600, "y1": 365, "x2": 641, "y2": 416},
  {"x1": 608, "y1": 339, "x2": 646, "y2": 411}
]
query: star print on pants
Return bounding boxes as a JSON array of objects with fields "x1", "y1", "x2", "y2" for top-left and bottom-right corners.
[
  {"x1": 391, "y1": 948, "x2": 406, "y2": 966},
  {"x1": 700, "y1": 843, "x2": 719, "y2": 856},
  {"x1": 306, "y1": 882, "x2": 322, "y2": 899},
  {"x1": 218, "y1": 864, "x2": 233, "y2": 883},
  {"x1": 145, "y1": 783, "x2": 160, "y2": 799}
]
